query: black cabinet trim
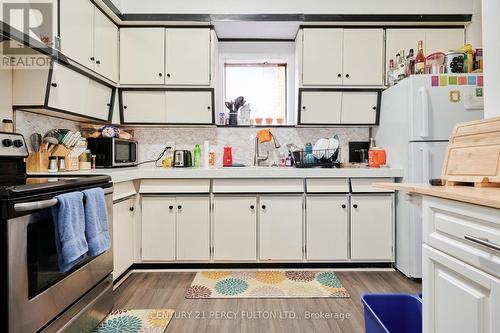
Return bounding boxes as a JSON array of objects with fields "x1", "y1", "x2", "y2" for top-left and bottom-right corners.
[
  {"x1": 298, "y1": 88, "x2": 383, "y2": 126},
  {"x1": 119, "y1": 88, "x2": 216, "y2": 126}
]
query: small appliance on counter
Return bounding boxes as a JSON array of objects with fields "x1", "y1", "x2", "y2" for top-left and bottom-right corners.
[
  {"x1": 174, "y1": 150, "x2": 192, "y2": 167},
  {"x1": 348, "y1": 141, "x2": 370, "y2": 164},
  {"x1": 87, "y1": 137, "x2": 138, "y2": 168}
]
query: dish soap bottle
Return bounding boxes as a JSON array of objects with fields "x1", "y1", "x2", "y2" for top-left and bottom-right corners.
[{"x1": 193, "y1": 144, "x2": 201, "y2": 167}]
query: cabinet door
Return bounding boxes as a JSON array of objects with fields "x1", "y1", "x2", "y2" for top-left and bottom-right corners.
[
  {"x1": 47, "y1": 63, "x2": 87, "y2": 114},
  {"x1": 213, "y1": 196, "x2": 257, "y2": 261},
  {"x1": 341, "y1": 91, "x2": 378, "y2": 124},
  {"x1": 165, "y1": 90, "x2": 213, "y2": 124},
  {"x1": 94, "y1": 8, "x2": 118, "y2": 82},
  {"x1": 85, "y1": 79, "x2": 112, "y2": 121},
  {"x1": 60, "y1": 0, "x2": 94, "y2": 69},
  {"x1": 165, "y1": 28, "x2": 211, "y2": 85},
  {"x1": 121, "y1": 91, "x2": 166, "y2": 123},
  {"x1": 343, "y1": 29, "x2": 384, "y2": 86},
  {"x1": 259, "y1": 196, "x2": 303, "y2": 261},
  {"x1": 113, "y1": 198, "x2": 135, "y2": 279},
  {"x1": 302, "y1": 29, "x2": 343, "y2": 85},
  {"x1": 141, "y1": 197, "x2": 175, "y2": 261},
  {"x1": 425, "y1": 29, "x2": 465, "y2": 55},
  {"x1": 119, "y1": 28, "x2": 165, "y2": 84},
  {"x1": 300, "y1": 91, "x2": 342, "y2": 124},
  {"x1": 306, "y1": 196, "x2": 348, "y2": 260},
  {"x1": 351, "y1": 195, "x2": 393, "y2": 260},
  {"x1": 423, "y1": 245, "x2": 500, "y2": 333},
  {"x1": 176, "y1": 196, "x2": 210, "y2": 261}
]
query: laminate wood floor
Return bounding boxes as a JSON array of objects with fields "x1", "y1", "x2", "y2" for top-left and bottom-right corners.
[{"x1": 113, "y1": 270, "x2": 421, "y2": 333}]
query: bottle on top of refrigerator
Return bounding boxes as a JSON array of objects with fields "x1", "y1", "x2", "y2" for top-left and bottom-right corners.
[
  {"x1": 397, "y1": 50, "x2": 406, "y2": 81},
  {"x1": 394, "y1": 53, "x2": 401, "y2": 84},
  {"x1": 415, "y1": 40, "x2": 426, "y2": 74},
  {"x1": 406, "y1": 48, "x2": 415, "y2": 76},
  {"x1": 387, "y1": 59, "x2": 395, "y2": 86}
]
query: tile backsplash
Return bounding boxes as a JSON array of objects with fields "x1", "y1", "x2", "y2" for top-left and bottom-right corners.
[{"x1": 15, "y1": 111, "x2": 369, "y2": 166}]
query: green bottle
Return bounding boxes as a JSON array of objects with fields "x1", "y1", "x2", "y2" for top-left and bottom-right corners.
[{"x1": 193, "y1": 144, "x2": 201, "y2": 167}]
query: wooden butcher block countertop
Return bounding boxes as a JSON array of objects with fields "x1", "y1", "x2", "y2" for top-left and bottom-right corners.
[{"x1": 374, "y1": 183, "x2": 500, "y2": 210}]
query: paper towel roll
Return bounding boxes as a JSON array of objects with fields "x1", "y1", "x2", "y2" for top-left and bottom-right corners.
[{"x1": 203, "y1": 140, "x2": 210, "y2": 169}]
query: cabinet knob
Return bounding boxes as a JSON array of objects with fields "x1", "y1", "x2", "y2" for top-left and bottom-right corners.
[
  {"x1": 372, "y1": 106, "x2": 377, "y2": 110},
  {"x1": 166, "y1": 73, "x2": 171, "y2": 78},
  {"x1": 341, "y1": 204, "x2": 346, "y2": 209},
  {"x1": 250, "y1": 205, "x2": 255, "y2": 210},
  {"x1": 261, "y1": 205, "x2": 266, "y2": 210},
  {"x1": 207, "y1": 106, "x2": 211, "y2": 110},
  {"x1": 302, "y1": 106, "x2": 306, "y2": 110},
  {"x1": 106, "y1": 103, "x2": 111, "y2": 107},
  {"x1": 51, "y1": 83, "x2": 57, "y2": 88},
  {"x1": 158, "y1": 73, "x2": 163, "y2": 77},
  {"x1": 353, "y1": 204, "x2": 358, "y2": 209},
  {"x1": 129, "y1": 207, "x2": 134, "y2": 211},
  {"x1": 337, "y1": 73, "x2": 341, "y2": 78},
  {"x1": 96, "y1": 60, "x2": 101, "y2": 64},
  {"x1": 177, "y1": 205, "x2": 182, "y2": 210},
  {"x1": 345, "y1": 74, "x2": 350, "y2": 78},
  {"x1": 123, "y1": 106, "x2": 128, "y2": 109},
  {"x1": 169, "y1": 205, "x2": 173, "y2": 210},
  {"x1": 90, "y1": 57, "x2": 95, "y2": 61}
]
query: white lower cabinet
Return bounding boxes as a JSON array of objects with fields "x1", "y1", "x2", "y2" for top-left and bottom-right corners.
[
  {"x1": 141, "y1": 196, "x2": 210, "y2": 261},
  {"x1": 141, "y1": 196, "x2": 176, "y2": 261},
  {"x1": 259, "y1": 196, "x2": 303, "y2": 261},
  {"x1": 423, "y1": 245, "x2": 500, "y2": 333},
  {"x1": 112, "y1": 197, "x2": 135, "y2": 279},
  {"x1": 213, "y1": 196, "x2": 257, "y2": 261},
  {"x1": 350, "y1": 195, "x2": 393, "y2": 261},
  {"x1": 176, "y1": 196, "x2": 210, "y2": 261},
  {"x1": 306, "y1": 196, "x2": 349, "y2": 260}
]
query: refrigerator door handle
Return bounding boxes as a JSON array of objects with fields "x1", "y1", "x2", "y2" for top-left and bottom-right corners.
[
  {"x1": 421, "y1": 146, "x2": 430, "y2": 183},
  {"x1": 419, "y1": 87, "x2": 430, "y2": 138}
]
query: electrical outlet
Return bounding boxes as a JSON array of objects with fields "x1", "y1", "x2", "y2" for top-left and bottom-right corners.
[{"x1": 164, "y1": 141, "x2": 175, "y2": 150}]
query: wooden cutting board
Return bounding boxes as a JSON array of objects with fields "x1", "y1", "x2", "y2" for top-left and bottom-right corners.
[{"x1": 442, "y1": 116, "x2": 500, "y2": 187}]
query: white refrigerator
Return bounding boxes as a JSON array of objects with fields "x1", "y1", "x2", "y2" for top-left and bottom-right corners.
[{"x1": 374, "y1": 74, "x2": 484, "y2": 278}]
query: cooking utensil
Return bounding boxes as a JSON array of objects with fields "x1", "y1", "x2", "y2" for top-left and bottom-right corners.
[{"x1": 30, "y1": 133, "x2": 41, "y2": 152}]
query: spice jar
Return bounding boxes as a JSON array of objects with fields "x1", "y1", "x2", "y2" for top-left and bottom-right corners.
[{"x1": 2, "y1": 119, "x2": 13, "y2": 133}]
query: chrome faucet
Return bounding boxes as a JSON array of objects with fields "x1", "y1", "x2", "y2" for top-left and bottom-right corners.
[{"x1": 254, "y1": 132, "x2": 281, "y2": 166}]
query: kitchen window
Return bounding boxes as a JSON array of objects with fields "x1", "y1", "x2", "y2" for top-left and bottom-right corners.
[{"x1": 224, "y1": 61, "x2": 287, "y2": 125}]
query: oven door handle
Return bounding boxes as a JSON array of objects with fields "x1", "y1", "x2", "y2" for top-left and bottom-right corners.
[
  {"x1": 14, "y1": 199, "x2": 58, "y2": 212},
  {"x1": 14, "y1": 187, "x2": 113, "y2": 212}
]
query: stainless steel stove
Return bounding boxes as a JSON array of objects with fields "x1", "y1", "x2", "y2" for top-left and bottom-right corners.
[{"x1": 0, "y1": 131, "x2": 114, "y2": 333}]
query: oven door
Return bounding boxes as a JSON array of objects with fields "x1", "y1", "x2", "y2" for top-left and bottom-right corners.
[{"x1": 8, "y1": 187, "x2": 113, "y2": 333}]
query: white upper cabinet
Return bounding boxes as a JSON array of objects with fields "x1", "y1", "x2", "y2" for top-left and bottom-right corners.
[
  {"x1": 94, "y1": 9, "x2": 119, "y2": 82},
  {"x1": 165, "y1": 90, "x2": 213, "y2": 124},
  {"x1": 121, "y1": 91, "x2": 167, "y2": 123},
  {"x1": 301, "y1": 28, "x2": 384, "y2": 86},
  {"x1": 59, "y1": 0, "x2": 118, "y2": 82},
  {"x1": 300, "y1": 90, "x2": 342, "y2": 124},
  {"x1": 302, "y1": 29, "x2": 343, "y2": 85},
  {"x1": 48, "y1": 63, "x2": 89, "y2": 115},
  {"x1": 85, "y1": 79, "x2": 113, "y2": 121},
  {"x1": 425, "y1": 29, "x2": 465, "y2": 55},
  {"x1": 341, "y1": 91, "x2": 379, "y2": 124},
  {"x1": 60, "y1": 0, "x2": 94, "y2": 69},
  {"x1": 165, "y1": 29, "x2": 211, "y2": 85},
  {"x1": 343, "y1": 29, "x2": 384, "y2": 86},
  {"x1": 119, "y1": 28, "x2": 165, "y2": 85}
]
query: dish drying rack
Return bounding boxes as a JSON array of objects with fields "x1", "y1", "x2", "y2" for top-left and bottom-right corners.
[{"x1": 292, "y1": 148, "x2": 341, "y2": 168}]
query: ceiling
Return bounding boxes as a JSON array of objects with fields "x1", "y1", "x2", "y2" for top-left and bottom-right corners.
[{"x1": 213, "y1": 21, "x2": 301, "y2": 39}]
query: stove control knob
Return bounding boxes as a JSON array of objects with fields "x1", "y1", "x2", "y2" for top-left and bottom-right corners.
[
  {"x1": 2, "y1": 138, "x2": 13, "y2": 147},
  {"x1": 13, "y1": 139, "x2": 23, "y2": 148}
]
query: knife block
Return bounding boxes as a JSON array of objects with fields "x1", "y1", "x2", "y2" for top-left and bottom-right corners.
[{"x1": 26, "y1": 152, "x2": 49, "y2": 172}]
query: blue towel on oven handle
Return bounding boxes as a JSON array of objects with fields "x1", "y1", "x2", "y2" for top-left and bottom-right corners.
[
  {"x1": 52, "y1": 192, "x2": 88, "y2": 272},
  {"x1": 82, "y1": 188, "x2": 111, "y2": 257}
]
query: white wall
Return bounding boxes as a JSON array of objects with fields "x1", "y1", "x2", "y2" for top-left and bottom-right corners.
[
  {"x1": 120, "y1": 0, "x2": 473, "y2": 14},
  {"x1": 217, "y1": 42, "x2": 296, "y2": 124},
  {"x1": 482, "y1": 0, "x2": 500, "y2": 118},
  {"x1": 0, "y1": 65, "x2": 12, "y2": 122}
]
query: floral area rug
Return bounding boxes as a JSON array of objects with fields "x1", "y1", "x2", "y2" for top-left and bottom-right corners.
[
  {"x1": 186, "y1": 271, "x2": 350, "y2": 299},
  {"x1": 93, "y1": 309, "x2": 175, "y2": 333}
]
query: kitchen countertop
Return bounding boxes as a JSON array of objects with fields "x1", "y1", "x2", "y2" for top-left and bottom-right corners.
[
  {"x1": 374, "y1": 183, "x2": 500, "y2": 210},
  {"x1": 29, "y1": 166, "x2": 404, "y2": 183}
]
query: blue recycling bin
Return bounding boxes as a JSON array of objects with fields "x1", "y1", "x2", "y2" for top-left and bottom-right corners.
[{"x1": 361, "y1": 293, "x2": 422, "y2": 333}]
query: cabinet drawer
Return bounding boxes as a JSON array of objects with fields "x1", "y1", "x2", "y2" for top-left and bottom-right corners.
[
  {"x1": 113, "y1": 181, "x2": 137, "y2": 201},
  {"x1": 423, "y1": 196, "x2": 500, "y2": 279},
  {"x1": 306, "y1": 179, "x2": 349, "y2": 193},
  {"x1": 139, "y1": 179, "x2": 210, "y2": 194},
  {"x1": 350, "y1": 178, "x2": 394, "y2": 193},
  {"x1": 212, "y1": 179, "x2": 303, "y2": 193}
]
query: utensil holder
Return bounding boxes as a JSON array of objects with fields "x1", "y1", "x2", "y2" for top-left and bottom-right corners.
[
  {"x1": 65, "y1": 155, "x2": 80, "y2": 171},
  {"x1": 26, "y1": 152, "x2": 49, "y2": 172}
]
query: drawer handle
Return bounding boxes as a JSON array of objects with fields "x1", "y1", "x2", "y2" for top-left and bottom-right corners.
[
  {"x1": 168, "y1": 205, "x2": 173, "y2": 210},
  {"x1": 341, "y1": 204, "x2": 346, "y2": 209},
  {"x1": 178, "y1": 205, "x2": 182, "y2": 210},
  {"x1": 353, "y1": 204, "x2": 358, "y2": 209},
  {"x1": 250, "y1": 205, "x2": 255, "y2": 210},
  {"x1": 261, "y1": 205, "x2": 266, "y2": 210},
  {"x1": 464, "y1": 235, "x2": 500, "y2": 252},
  {"x1": 129, "y1": 206, "x2": 134, "y2": 211},
  {"x1": 51, "y1": 83, "x2": 57, "y2": 88}
]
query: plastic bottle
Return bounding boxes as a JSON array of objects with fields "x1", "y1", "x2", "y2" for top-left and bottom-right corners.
[{"x1": 193, "y1": 144, "x2": 201, "y2": 167}]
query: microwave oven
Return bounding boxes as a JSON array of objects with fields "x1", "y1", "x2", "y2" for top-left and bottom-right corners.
[{"x1": 87, "y1": 137, "x2": 138, "y2": 167}]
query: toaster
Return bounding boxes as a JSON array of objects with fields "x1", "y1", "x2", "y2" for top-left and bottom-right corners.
[{"x1": 173, "y1": 150, "x2": 192, "y2": 167}]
